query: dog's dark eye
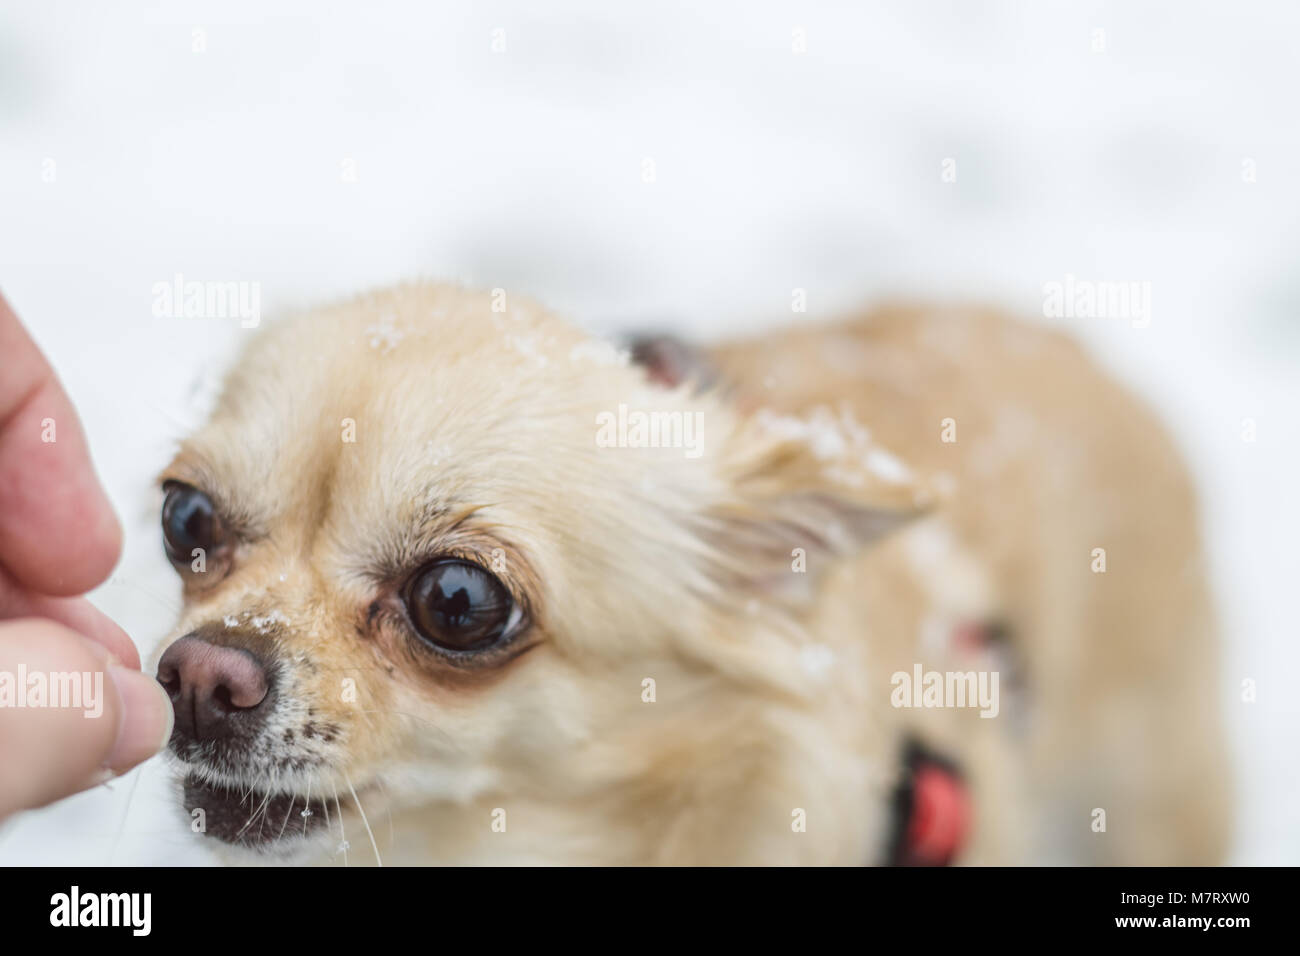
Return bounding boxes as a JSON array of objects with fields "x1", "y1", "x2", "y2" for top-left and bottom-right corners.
[
  {"x1": 161, "y1": 482, "x2": 224, "y2": 568},
  {"x1": 404, "y1": 560, "x2": 517, "y2": 653}
]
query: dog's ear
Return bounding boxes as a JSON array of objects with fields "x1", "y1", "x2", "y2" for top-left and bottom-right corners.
[
  {"x1": 700, "y1": 406, "x2": 933, "y2": 598},
  {"x1": 626, "y1": 333, "x2": 719, "y2": 391}
]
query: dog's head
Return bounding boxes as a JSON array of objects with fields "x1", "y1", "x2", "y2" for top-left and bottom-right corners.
[{"x1": 154, "y1": 283, "x2": 926, "y2": 863}]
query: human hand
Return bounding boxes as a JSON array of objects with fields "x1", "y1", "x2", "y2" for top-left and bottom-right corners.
[{"x1": 0, "y1": 292, "x2": 173, "y2": 820}]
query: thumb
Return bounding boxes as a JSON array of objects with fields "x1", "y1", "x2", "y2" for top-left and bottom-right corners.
[{"x1": 0, "y1": 618, "x2": 173, "y2": 820}]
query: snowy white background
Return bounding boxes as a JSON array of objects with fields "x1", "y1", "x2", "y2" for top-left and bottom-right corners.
[{"x1": 0, "y1": 0, "x2": 1296, "y2": 865}]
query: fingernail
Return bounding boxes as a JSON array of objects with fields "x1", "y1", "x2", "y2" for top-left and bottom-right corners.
[
  {"x1": 105, "y1": 666, "x2": 174, "y2": 771},
  {"x1": 85, "y1": 767, "x2": 117, "y2": 788}
]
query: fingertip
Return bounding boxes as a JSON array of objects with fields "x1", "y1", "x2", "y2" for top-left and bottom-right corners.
[
  {"x1": 105, "y1": 665, "x2": 174, "y2": 773},
  {"x1": 69, "y1": 487, "x2": 124, "y2": 594},
  {"x1": 32, "y1": 449, "x2": 124, "y2": 596},
  {"x1": 0, "y1": 374, "x2": 123, "y2": 597},
  {"x1": 0, "y1": 619, "x2": 121, "y2": 815}
]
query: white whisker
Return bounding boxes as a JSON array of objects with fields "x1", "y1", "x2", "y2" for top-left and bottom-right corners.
[
  {"x1": 332, "y1": 784, "x2": 348, "y2": 867},
  {"x1": 301, "y1": 776, "x2": 314, "y2": 836},
  {"x1": 375, "y1": 777, "x2": 395, "y2": 846},
  {"x1": 108, "y1": 763, "x2": 146, "y2": 865},
  {"x1": 346, "y1": 772, "x2": 382, "y2": 867}
]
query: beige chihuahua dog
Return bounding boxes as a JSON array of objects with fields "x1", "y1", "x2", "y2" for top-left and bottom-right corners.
[{"x1": 153, "y1": 282, "x2": 1229, "y2": 865}]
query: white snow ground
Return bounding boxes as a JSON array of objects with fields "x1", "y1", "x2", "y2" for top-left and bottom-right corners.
[{"x1": 0, "y1": 0, "x2": 1296, "y2": 865}]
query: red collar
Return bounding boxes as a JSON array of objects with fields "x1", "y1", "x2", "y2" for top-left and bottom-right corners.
[{"x1": 887, "y1": 741, "x2": 971, "y2": 866}]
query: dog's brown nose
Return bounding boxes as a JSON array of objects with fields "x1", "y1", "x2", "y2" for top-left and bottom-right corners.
[{"x1": 157, "y1": 635, "x2": 272, "y2": 743}]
